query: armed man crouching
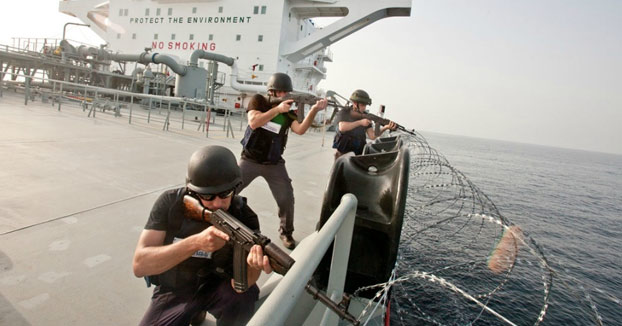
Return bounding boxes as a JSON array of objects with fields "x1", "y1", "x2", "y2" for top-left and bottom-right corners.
[{"x1": 132, "y1": 146, "x2": 272, "y2": 326}]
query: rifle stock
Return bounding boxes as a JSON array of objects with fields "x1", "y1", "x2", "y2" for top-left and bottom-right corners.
[{"x1": 182, "y1": 195, "x2": 295, "y2": 291}]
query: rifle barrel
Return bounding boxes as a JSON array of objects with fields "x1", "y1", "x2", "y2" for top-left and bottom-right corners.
[{"x1": 350, "y1": 111, "x2": 417, "y2": 136}]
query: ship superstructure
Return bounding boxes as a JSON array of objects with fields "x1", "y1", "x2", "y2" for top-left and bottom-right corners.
[{"x1": 59, "y1": 0, "x2": 411, "y2": 109}]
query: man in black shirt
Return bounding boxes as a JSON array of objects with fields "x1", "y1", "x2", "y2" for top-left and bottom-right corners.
[
  {"x1": 133, "y1": 146, "x2": 272, "y2": 326},
  {"x1": 239, "y1": 72, "x2": 327, "y2": 249}
]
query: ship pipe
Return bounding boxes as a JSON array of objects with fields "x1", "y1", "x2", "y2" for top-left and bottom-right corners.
[
  {"x1": 59, "y1": 39, "x2": 77, "y2": 55},
  {"x1": 106, "y1": 52, "x2": 188, "y2": 76},
  {"x1": 149, "y1": 53, "x2": 188, "y2": 76},
  {"x1": 229, "y1": 61, "x2": 267, "y2": 93},
  {"x1": 58, "y1": 40, "x2": 102, "y2": 59},
  {"x1": 77, "y1": 45, "x2": 99, "y2": 58},
  {"x1": 106, "y1": 52, "x2": 148, "y2": 64},
  {"x1": 103, "y1": 49, "x2": 271, "y2": 94},
  {"x1": 230, "y1": 62, "x2": 307, "y2": 94},
  {"x1": 189, "y1": 50, "x2": 234, "y2": 67},
  {"x1": 187, "y1": 50, "x2": 267, "y2": 93},
  {"x1": 131, "y1": 67, "x2": 144, "y2": 77}
]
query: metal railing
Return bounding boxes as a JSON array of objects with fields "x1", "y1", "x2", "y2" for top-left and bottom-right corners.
[
  {"x1": 10, "y1": 37, "x2": 97, "y2": 53},
  {"x1": 0, "y1": 72, "x2": 246, "y2": 138},
  {"x1": 249, "y1": 194, "x2": 358, "y2": 326}
]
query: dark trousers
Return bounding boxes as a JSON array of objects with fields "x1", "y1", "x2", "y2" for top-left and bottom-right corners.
[
  {"x1": 238, "y1": 158, "x2": 295, "y2": 235},
  {"x1": 139, "y1": 280, "x2": 259, "y2": 326}
]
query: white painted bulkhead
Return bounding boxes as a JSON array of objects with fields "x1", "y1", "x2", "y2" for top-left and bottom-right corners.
[{"x1": 59, "y1": 0, "x2": 411, "y2": 108}]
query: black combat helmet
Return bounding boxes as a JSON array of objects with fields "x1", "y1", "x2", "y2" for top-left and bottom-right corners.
[
  {"x1": 186, "y1": 146, "x2": 241, "y2": 194},
  {"x1": 349, "y1": 89, "x2": 372, "y2": 105},
  {"x1": 267, "y1": 72, "x2": 293, "y2": 92}
]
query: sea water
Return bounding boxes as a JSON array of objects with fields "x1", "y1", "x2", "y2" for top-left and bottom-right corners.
[{"x1": 390, "y1": 133, "x2": 622, "y2": 325}]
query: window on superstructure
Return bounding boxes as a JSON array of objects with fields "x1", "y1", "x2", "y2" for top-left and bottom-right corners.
[
  {"x1": 258, "y1": 35, "x2": 263, "y2": 42},
  {"x1": 119, "y1": 9, "x2": 123, "y2": 16},
  {"x1": 156, "y1": 8, "x2": 161, "y2": 16},
  {"x1": 236, "y1": 35, "x2": 241, "y2": 41},
  {"x1": 261, "y1": 6, "x2": 266, "y2": 14},
  {"x1": 190, "y1": 34, "x2": 194, "y2": 40},
  {"x1": 132, "y1": 33, "x2": 136, "y2": 40},
  {"x1": 168, "y1": 8, "x2": 173, "y2": 16},
  {"x1": 154, "y1": 34, "x2": 159, "y2": 40},
  {"x1": 253, "y1": 6, "x2": 259, "y2": 14},
  {"x1": 171, "y1": 34, "x2": 176, "y2": 40},
  {"x1": 209, "y1": 34, "x2": 214, "y2": 41},
  {"x1": 124, "y1": 9, "x2": 128, "y2": 16},
  {"x1": 219, "y1": 6, "x2": 223, "y2": 13},
  {"x1": 192, "y1": 7, "x2": 197, "y2": 14},
  {"x1": 145, "y1": 8, "x2": 150, "y2": 16},
  {"x1": 259, "y1": 65, "x2": 264, "y2": 71},
  {"x1": 117, "y1": 33, "x2": 121, "y2": 39}
]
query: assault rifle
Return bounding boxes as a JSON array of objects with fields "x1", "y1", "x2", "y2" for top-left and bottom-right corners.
[
  {"x1": 183, "y1": 195, "x2": 295, "y2": 292},
  {"x1": 268, "y1": 93, "x2": 346, "y2": 122},
  {"x1": 355, "y1": 110, "x2": 416, "y2": 136},
  {"x1": 268, "y1": 93, "x2": 325, "y2": 108}
]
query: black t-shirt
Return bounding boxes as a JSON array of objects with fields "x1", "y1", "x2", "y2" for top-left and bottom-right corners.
[
  {"x1": 335, "y1": 106, "x2": 372, "y2": 138},
  {"x1": 246, "y1": 93, "x2": 271, "y2": 113}
]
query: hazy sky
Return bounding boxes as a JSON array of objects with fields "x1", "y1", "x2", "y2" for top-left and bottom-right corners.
[{"x1": 1, "y1": 1, "x2": 620, "y2": 154}]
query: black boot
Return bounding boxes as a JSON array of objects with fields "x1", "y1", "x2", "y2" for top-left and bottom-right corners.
[{"x1": 280, "y1": 234, "x2": 296, "y2": 249}]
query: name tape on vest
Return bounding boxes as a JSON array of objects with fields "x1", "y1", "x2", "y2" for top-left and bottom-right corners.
[
  {"x1": 261, "y1": 121, "x2": 281, "y2": 134},
  {"x1": 173, "y1": 237, "x2": 212, "y2": 259}
]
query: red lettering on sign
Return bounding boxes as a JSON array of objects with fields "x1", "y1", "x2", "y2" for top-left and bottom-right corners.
[
  {"x1": 153, "y1": 40, "x2": 215, "y2": 51},
  {"x1": 152, "y1": 41, "x2": 165, "y2": 49}
]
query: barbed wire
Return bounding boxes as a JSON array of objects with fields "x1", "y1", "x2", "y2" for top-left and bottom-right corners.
[{"x1": 351, "y1": 131, "x2": 609, "y2": 326}]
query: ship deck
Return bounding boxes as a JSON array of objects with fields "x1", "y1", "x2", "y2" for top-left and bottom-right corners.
[{"x1": 0, "y1": 90, "x2": 336, "y2": 325}]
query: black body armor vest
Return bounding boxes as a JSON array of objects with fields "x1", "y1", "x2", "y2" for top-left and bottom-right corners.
[{"x1": 149, "y1": 189, "x2": 257, "y2": 293}]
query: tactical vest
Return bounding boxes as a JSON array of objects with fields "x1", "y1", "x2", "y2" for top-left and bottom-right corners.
[
  {"x1": 332, "y1": 107, "x2": 368, "y2": 155},
  {"x1": 241, "y1": 112, "x2": 293, "y2": 164},
  {"x1": 148, "y1": 189, "x2": 253, "y2": 293},
  {"x1": 333, "y1": 132, "x2": 365, "y2": 155}
]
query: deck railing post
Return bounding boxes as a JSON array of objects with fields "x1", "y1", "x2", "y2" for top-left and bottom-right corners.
[
  {"x1": 249, "y1": 194, "x2": 357, "y2": 326},
  {"x1": 57, "y1": 82, "x2": 63, "y2": 111},
  {"x1": 147, "y1": 98, "x2": 152, "y2": 123},
  {"x1": 129, "y1": 95, "x2": 133, "y2": 124},
  {"x1": 320, "y1": 198, "x2": 356, "y2": 326},
  {"x1": 181, "y1": 101, "x2": 186, "y2": 129}
]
